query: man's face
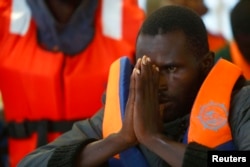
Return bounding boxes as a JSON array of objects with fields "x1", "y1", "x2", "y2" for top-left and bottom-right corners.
[{"x1": 136, "y1": 31, "x2": 206, "y2": 123}]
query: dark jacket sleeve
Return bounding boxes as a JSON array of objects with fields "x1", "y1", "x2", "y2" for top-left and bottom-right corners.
[
  {"x1": 17, "y1": 108, "x2": 104, "y2": 167},
  {"x1": 229, "y1": 85, "x2": 250, "y2": 150},
  {"x1": 47, "y1": 138, "x2": 97, "y2": 167},
  {"x1": 182, "y1": 142, "x2": 212, "y2": 167}
]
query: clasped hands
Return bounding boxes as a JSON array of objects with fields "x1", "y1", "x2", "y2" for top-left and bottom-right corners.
[{"x1": 119, "y1": 55, "x2": 163, "y2": 147}]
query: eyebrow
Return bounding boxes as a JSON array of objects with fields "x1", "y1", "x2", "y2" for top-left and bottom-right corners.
[{"x1": 159, "y1": 62, "x2": 179, "y2": 68}]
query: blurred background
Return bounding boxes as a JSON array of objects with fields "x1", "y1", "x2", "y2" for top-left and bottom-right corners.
[
  {"x1": 0, "y1": 0, "x2": 243, "y2": 113},
  {"x1": 139, "y1": 0, "x2": 239, "y2": 40}
]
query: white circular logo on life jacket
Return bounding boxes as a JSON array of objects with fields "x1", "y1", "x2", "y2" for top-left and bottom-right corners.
[{"x1": 198, "y1": 101, "x2": 228, "y2": 131}]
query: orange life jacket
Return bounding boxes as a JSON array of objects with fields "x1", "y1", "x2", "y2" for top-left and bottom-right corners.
[
  {"x1": 0, "y1": 0, "x2": 144, "y2": 166},
  {"x1": 188, "y1": 59, "x2": 242, "y2": 149},
  {"x1": 230, "y1": 40, "x2": 250, "y2": 79},
  {"x1": 103, "y1": 58, "x2": 241, "y2": 166}
]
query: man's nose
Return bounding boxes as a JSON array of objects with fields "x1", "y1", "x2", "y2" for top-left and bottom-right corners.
[{"x1": 159, "y1": 74, "x2": 168, "y2": 90}]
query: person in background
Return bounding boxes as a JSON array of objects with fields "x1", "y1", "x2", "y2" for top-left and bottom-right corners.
[
  {"x1": 215, "y1": 0, "x2": 250, "y2": 79},
  {"x1": 147, "y1": 0, "x2": 227, "y2": 53},
  {"x1": 0, "y1": 0, "x2": 144, "y2": 166},
  {"x1": 18, "y1": 5, "x2": 250, "y2": 167}
]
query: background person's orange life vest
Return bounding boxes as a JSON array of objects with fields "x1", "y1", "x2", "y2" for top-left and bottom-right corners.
[{"x1": 0, "y1": 0, "x2": 144, "y2": 166}]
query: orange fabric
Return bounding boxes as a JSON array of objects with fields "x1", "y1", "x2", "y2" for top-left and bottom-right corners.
[
  {"x1": 122, "y1": 0, "x2": 145, "y2": 45},
  {"x1": 102, "y1": 59, "x2": 125, "y2": 159},
  {"x1": 0, "y1": 21, "x2": 135, "y2": 122},
  {"x1": 9, "y1": 134, "x2": 38, "y2": 166},
  {"x1": 208, "y1": 33, "x2": 227, "y2": 52},
  {"x1": 0, "y1": 1, "x2": 144, "y2": 166},
  {"x1": 230, "y1": 40, "x2": 250, "y2": 79},
  {"x1": 103, "y1": 59, "x2": 123, "y2": 138},
  {"x1": 188, "y1": 59, "x2": 241, "y2": 148}
]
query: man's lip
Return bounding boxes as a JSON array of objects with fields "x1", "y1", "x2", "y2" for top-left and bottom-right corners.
[
  {"x1": 160, "y1": 101, "x2": 173, "y2": 106},
  {"x1": 159, "y1": 98, "x2": 172, "y2": 104},
  {"x1": 159, "y1": 101, "x2": 173, "y2": 114},
  {"x1": 159, "y1": 100, "x2": 173, "y2": 105},
  {"x1": 159, "y1": 91, "x2": 172, "y2": 104}
]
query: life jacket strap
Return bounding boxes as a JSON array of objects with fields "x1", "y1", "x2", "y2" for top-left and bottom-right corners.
[{"x1": 7, "y1": 120, "x2": 78, "y2": 146}]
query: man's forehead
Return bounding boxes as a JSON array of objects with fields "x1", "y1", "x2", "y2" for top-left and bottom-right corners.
[
  {"x1": 137, "y1": 30, "x2": 187, "y2": 42},
  {"x1": 136, "y1": 31, "x2": 189, "y2": 51},
  {"x1": 137, "y1": 34, "x2": 193, "y2": 61}
]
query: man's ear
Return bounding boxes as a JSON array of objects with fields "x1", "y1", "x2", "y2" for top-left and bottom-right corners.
[{"x1": 201, "y1": 51, "x2": 214, "y2": 74}]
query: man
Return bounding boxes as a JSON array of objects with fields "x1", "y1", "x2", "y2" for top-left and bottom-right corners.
[
  {"x1": 18, "y1": 5, "x2": 250, "y2": 167},
  {"x1": 0, "y1": 0, "x2": 144, "y2": 166},
  {"x1": 215, "y1": 0, "x2": 250, "y2": 79}
]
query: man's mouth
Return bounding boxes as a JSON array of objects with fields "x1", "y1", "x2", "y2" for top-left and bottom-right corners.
[
  {"x1": 159, "y1": 95, "x2": 174, "y2": 108},
  {"x1": 158, "y1": 91, "x2": 175, "y2": 110},
  {"x1": 160, "y1": 101, "x2": 173, "y2": 107},
  {"x1": 159, "y1": 92, "x2": 171, "y2": 104},
  {"x1": 159, "y1": 97, "x2": 170, "y2": 103},
  {"x1": 159, "y1": 101, "x2": 173, "y2": 118}
]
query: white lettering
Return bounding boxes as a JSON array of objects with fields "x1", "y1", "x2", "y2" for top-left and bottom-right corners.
[
  {"x1": 241, "y1": 157, "x2": 247, "y2": 162},
  {"x1": 219, "y1": 157, "x2": 224, "y2": 162},
  {"x1": 211, "y1": 155, "x2": 247, "y2": 163},
  {"x1": 232, "y1": 156, "x2": 238, "y2": 162},
  {"x1": 212, "y1": 155, "x2": 219, "y2": 162}
]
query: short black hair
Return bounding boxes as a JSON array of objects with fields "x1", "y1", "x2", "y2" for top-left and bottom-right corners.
[
  {"x1": 231, "y1": 0, "x2": 250, "y2": 35},
  {"x1": 139, "y1": 5, "x2": 209, "y2": 59}
]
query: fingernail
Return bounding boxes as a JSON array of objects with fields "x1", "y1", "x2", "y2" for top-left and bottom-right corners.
[
  {"x1": 155, "y1": 66, "x2": 159, "y2": 72},
  {"x1": 142, "y1": 56, "x2": 147, "y2": 65},
  {"x1": 133, "y1": 68, "x2": 140, "y2": 75},
  {"x1": 135, "y1": 68, "x2": 140, "y2": 75},
  {"x1": 146, "y1": 57, "x2": 151, "y2": 62},
  {"x1": 137, "y1": 58, "x2": 141, "y2": 63}
]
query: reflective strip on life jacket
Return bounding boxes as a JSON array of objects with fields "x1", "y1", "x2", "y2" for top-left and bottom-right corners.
[
  {"x1": 188, "y1": 59, "x2": 242, "y2": 148},
  {"x1": 101, "y1": 0, "x2": 142, "y2": 39},
  {"x1": 10, "y1": 0, "x2": 31, "y2": 35},
  {"x1": 101, "y1": 0, "x2": 144, "y2": 44},
  {"x1": 102, "y1": 0, "x2": 123, "y2": 39},
  {"x1": 230, "y1": 40, "x2": 250, "y2": 79}
]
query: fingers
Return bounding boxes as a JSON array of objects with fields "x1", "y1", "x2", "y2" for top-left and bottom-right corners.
[
  {"x1": 134, "y1": 55, "x2": 159, "y2": 77},
  {"x1": 134, "y1": 55, "x2": 160, "y2": 96},
  {"x1": 132, "y1": 56, "x2": 161, "y2": 141},
  {"x1": 126, "y1": 60, "x2": 139, "y2": 115},
  {"x1": 133, "y1": 55, "x2": 160, "y2": 118},
  {"x1": 121, "y1": 59, "x2": 142, "y2": 145},
  {"x1": 152, "y1": 64, "x2": 160, "y2": 100},
  {"x1": 133, "y1": 58, "x2": 141, "y2": 75}
]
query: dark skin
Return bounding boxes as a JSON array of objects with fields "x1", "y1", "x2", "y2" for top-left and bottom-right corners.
[
  {"x1": 45, "y1": 0, "x2": 84, "y2": 24},
  {"x1": 76, "y1": 30, "x2": 214, "y2": 167}
]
